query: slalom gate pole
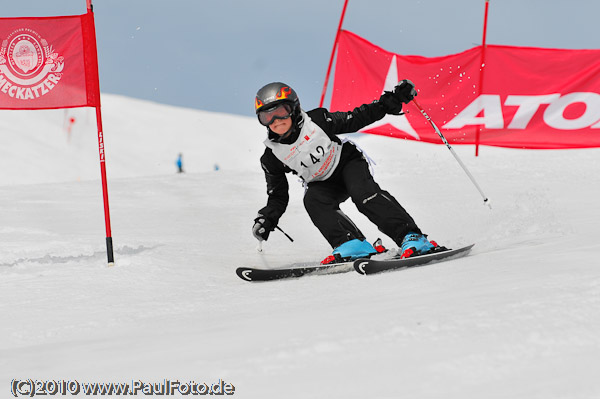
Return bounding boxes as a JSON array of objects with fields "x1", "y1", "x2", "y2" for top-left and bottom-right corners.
[
  {"x1": 95, "y1": 105, "x2": 115, "y2": 266},
  {"x1": 88, "y1": 0, "x2": 115, "y2": 265},
  {"x1": 474, "y1": 0, "x2": 491, "y2": 156},
  {"x1": 319, "y1": 0, "x2": 349, "y2": 107},
  {"x1": 412, "y1": 99, "x2": 491, "y2": 209}
]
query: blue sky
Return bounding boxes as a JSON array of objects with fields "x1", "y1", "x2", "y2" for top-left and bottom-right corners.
[{"x1": 2, "y1": 0, "x2": 598, "y2": 116}]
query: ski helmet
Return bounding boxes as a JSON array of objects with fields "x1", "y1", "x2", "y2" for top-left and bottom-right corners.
[
  {"x1": 255, "y1": 82, "x2": 303, "y2": 141},
  {"x1": 255, "y1": 82, "x2": 299, "y2": 116}
]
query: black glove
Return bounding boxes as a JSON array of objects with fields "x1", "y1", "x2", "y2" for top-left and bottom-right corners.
[
  {"x1": 252, "y1": 214, "x2": 275, "y2": 241},
  {"x1": 394, "y1": 79, "x2": 417, "y2": 104},
  {"x1": 378, "y1": 79, "x2": 417, "y2": 115},
  {"x1": 379, "y1": 91, "x2": 403, "y2": 115}
]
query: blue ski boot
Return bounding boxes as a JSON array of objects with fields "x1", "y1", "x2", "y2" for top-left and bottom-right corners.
[
  {"x1": 400, "y1": 232, "x2": 437, "y2": 259},
  {"x1": 321, "y1": 238, "x2": 385, "y2": 265}
]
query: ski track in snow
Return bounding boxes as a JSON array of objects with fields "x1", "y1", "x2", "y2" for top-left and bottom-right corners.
[{"x1": 1, "y1": 95, "x2": 599, "y2": 398}]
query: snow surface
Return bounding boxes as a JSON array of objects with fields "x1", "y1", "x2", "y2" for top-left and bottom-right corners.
[{"x1": 1, "y1": 94, "x2": 599, "y2": 398}]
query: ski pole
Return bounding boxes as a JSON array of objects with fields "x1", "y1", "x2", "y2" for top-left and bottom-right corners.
[
  {"x1": 256, "y1": 226, "x2": 294, "y2": 252},
  {"x1": 412, "y1": 99, "x2": 491, "y2": 209},
  {"x1": 276, "y1": 226, "x2": 294, "y2": 242}
]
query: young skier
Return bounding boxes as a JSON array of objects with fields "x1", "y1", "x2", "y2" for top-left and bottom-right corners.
[{"x1": 251, "y1": 80, "x2": 439, "y2": 264}]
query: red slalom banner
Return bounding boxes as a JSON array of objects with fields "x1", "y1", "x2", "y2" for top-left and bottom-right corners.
[
  {"x1": 0, "y1": 4, "x2": 114, "y2": 266},
  {"x1": 0, "y1": 12, "x2": 99, "y2": 110},
  {"x1": 331, "y1": 30, "x2": 600, "y2": 149}
]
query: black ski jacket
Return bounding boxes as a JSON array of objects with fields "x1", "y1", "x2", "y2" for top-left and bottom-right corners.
[{"x1": 257, "y1": 102, "x2": 386, "y2": 225}]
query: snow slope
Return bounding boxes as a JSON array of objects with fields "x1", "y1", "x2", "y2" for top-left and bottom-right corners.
[{"x1": 1, "y1": 94, "x2": 599, "y2": 398}]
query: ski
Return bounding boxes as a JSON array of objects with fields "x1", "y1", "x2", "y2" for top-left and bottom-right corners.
[
  {"x1": 353, "y1": 243, "x2": 475, "y2": 275},
  {"x1": 237, "y1": 244, "x2": 474, "y2": 281},
  {"x1": 236, "y1": 261, "x2": 354, "y2": 282}
]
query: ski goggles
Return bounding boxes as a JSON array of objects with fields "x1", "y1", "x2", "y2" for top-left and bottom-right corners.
[{"x1": 257, "y1": 103, "x2": 293, "y2": 126}]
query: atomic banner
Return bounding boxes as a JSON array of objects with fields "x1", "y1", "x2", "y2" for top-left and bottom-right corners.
[
  {"x1": 331, "y1": 30, "x2": 600, "y2": 149},
  {"x1": 0, "y1": 12, "x2": 100, "y2": 110}
]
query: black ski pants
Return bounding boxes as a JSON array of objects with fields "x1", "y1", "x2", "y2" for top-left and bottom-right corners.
[{"x1": 303, "y1": 145, "x2": 421, "y2": 249}]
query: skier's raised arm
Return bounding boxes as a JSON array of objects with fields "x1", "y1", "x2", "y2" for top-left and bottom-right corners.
[{"x1": 317, "y1": 79, "x2": 418, "y2": 135}]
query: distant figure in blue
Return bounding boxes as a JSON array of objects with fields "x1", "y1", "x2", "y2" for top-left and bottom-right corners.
[{"x1": 176, "y1": 153, "x2": 184, "y2": 173}]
